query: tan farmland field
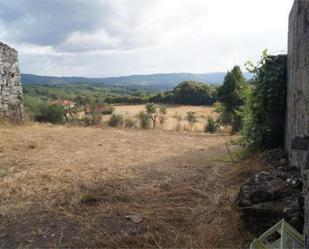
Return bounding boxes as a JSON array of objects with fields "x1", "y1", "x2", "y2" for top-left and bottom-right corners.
[
  {"x1": 0, "y1": 124, "x2": 262, "y2": 248},
  {"x1": 113, "y1": 104, "x2": 219, "y2": 131}
]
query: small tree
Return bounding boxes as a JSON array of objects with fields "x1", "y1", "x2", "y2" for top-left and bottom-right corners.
[
  {"x1": 186, "y1": 111, "x2": 197, "y2": 131},
  {"x1": 145, "y1": 103, "x2": 167, "y2": 128},
  {"x1": 217, "y1": 65, "x2": 247, "y2": 133},
  {"x1": 158, "y1": 105, "x2": 167, "y2": 125},
  {"x1": 205, "y1": 116, "x2": 218, "y2": 133},
  {"x1": 145, "y1": 103, "x2": 158, "y2": 127},
  {"x1": 138, "y1": 111, "x2": 151, "y2": 129}
]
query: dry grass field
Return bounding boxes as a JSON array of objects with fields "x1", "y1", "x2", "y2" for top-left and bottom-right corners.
[
  {"x1": 112, "y1": 104, "x2": 219, "y2": 131},
  {"x1": 0, "y1": 124, "x2": 262, "y2": 248}
]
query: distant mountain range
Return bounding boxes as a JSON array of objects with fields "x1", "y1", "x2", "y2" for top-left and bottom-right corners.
[{"x1": 21, "y1": 72, "x2": 253, "y2": 90}]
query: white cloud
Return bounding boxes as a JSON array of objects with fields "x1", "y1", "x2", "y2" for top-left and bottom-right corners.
[{"x1": 0, "y1": 0, "x2": 294, "y2": 76}]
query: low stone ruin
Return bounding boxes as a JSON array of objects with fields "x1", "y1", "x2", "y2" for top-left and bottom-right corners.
[
  {"x1": 236, "y1": 150, "x2": 303, "y2": 236},
  {"x1": 0, "y1": 42, "x2": 24, "y2": 122}
]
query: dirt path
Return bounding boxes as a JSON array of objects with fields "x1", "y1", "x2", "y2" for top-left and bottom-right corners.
[{"x1": 0, "y1": 125, "x2": 261, "y2": 248}]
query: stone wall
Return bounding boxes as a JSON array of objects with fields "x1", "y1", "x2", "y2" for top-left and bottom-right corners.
[
  {"x1": 0, "y1": 42, "x2": 24, "y2": 121},
  {"x1": 286, "y1": 0, "x2": 309, "y2": 245}
]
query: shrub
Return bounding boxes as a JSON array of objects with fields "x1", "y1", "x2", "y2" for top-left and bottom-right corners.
[
  {"x1": 124, "y1": 116, "x2": 136, "y2": 128},
  {"x1": 36, "y1": 103, "x2": 65, "y2": 124},
  {"x1": 25, "y1": 96, "x2": 66, "y2": 124},
  {"x1": 138, "y1": 111, "x2": 151, "y2": 129},
  {"x1": 82, "y1": 112, "x2": 102, "y2": 126},
  {"x1": 91, "y1": 112, "x2": 103, "y2": 125},
  {"x1": 186, "y1": 111, "x2": 197, "y2": 130},
  {"x1": 108, "y1": 114, "x2": 124, "y2": 127},
  {"x1": 205, "y1": 116, "x2": 218, "y2": 133},
  {"x1": 145, "y1": 103, "x2": 157, "y2": 114},
  {"x1": 24, "y1": 96, "x2": 44, "y2": 120},
  {"x1": 82, "y1": 116, "x2": 93, "y2": 126}
]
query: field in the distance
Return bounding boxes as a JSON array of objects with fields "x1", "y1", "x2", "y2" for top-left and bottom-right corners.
[
  {"x1": 112, "y1": 104, "x2": 218, "y2": 131},
  {"x1": 0, "y1": 124, "x2": 262, "y2": 248}
]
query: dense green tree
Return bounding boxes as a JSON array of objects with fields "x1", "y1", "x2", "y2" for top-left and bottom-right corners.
[
  {"x1": 217, "y1": 66, "x2": 246, "y2": 132},
  {"x1": 174, "y1": 81, "x2": 215, "y2": 105}
]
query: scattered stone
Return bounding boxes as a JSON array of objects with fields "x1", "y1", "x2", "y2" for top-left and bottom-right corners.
[
  {"x1": 124, "y1": 214, "x2": 143, "y2": 224},
  {"x1": 236, "y1": 149, "x2": 304, "y2": 235}
]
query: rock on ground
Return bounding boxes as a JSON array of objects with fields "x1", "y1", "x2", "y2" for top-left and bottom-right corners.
[{"x1": 236, "y1": 149, "x2": 303, "y2": 235}]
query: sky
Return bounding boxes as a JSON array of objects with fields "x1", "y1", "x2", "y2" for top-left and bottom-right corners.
[{"x1": 0, "y1": 0, "x2": 294, "y2": 77}]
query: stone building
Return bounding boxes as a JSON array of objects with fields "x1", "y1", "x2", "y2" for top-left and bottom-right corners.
[
  {"x1": 0, "y1": 42, "x2": 24, "y2": 121},
  {"x1": 286, "y1": 0, "x2": 309, "y2": 246}
]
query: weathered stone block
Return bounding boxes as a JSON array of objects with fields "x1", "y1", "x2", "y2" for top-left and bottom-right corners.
[
  {"x1": 0, "y1": 42, "x2": 24, "y2": 121},
  {"x1": 286, "y1": 0, "x2": 309, "y2": 245},
  {"x1": 292, "y1": 137, "x2": 309, "y2": 151}
]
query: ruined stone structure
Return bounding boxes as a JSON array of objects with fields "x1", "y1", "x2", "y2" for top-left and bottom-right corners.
[
  {"x1": 286, "y1": 0, "x2": 309, "y2": 246},
  {"x1": 0, "y1": 42, "x2": 24, "y2": 122}
]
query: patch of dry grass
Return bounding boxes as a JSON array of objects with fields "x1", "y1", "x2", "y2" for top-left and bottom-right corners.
[
  {"x1": 112, "y1": 104, "x2": 219, "y2": 132},
  {"x1": 0, "y1": 124, "x2": 262, "y2": 248}
]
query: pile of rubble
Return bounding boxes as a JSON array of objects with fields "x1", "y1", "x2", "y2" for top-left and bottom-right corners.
[{"x1": 236, "y1": 149, "x2": 303, "y2": 235}]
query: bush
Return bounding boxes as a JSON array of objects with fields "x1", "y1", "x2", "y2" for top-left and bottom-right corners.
[
  {"x1": 32, "y1": 104, "x2": 65, "y2": 124},
  {"x1": 186, "y1": 111, "x2": 197, "y2": 130},
  {"x1": 25, "y1": 96, "x2": 66, "y2": 124},
  {"x1": 124, "y1": 116, "x2": 136, "y2": 128},
  {"x1": 24, "y1": 96, "x2": 44, "y2": 120},
  {"x1": 37, "y1": 104, "x2": 65, "y2": 124},
  {"x1": 205, "y1": 116, "x2": 218, "y2": 133},
  {"x1": 145, "y1": 103, "x2": 157, "y2": 114},
  {"x1": 91, "y1": 112, "x2": 103, "y2": 125},
  {"x1": 108, "y1": 114, "x2": 124, "y2": 127},
  {"x1": 82, "y1": 112, "x2": 102, "y2": 126},
  {"x1": 138, "y1": 111, "x2": 151, "y2": 129},
  {"x1": 81, "y1": 116, "x2": 93, "y2": 126}
]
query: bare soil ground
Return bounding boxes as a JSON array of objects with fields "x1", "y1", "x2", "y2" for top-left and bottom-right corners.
[{"x1": 0, "y1": 124, "x2": 262, "y2": 248}]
